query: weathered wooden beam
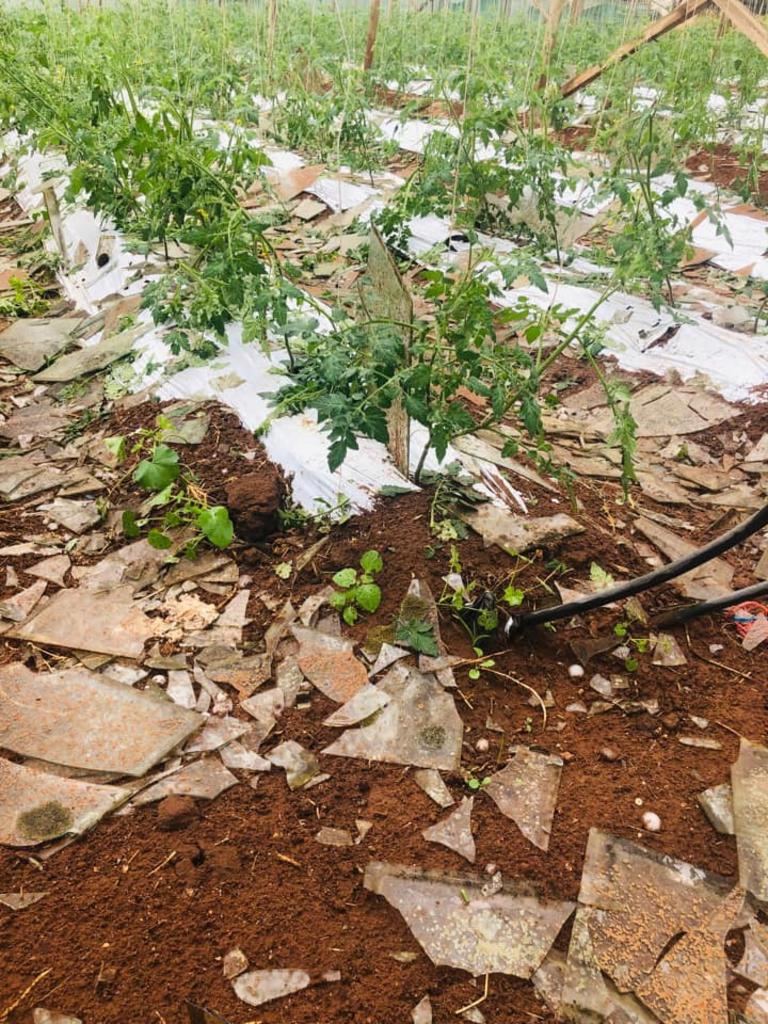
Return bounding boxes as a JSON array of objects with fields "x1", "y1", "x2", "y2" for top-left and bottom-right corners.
[
  {"x1": 560, "y1": 0, "x2": 711, "y2": 98},
  {"x1": 710, "y1": 0, "x2": 768, "y2": 56},
  {"x1": 364, "y1": 0, "x2": 382, "y2": 70}
]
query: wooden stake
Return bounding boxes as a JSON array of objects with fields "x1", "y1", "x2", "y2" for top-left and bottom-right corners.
[
  {"x1": 266, "y1": 0, "x2": 278, "y2": 79},
  {"x1": 41, "y1": 184, "x2": 69, "y2": 268},
  {"x1": 560, "y1": 0, "x2": 710, "y2": 97},
  {"x1": 710, "y1": 0, "x2": 768, "y2": 57},
  {"x1": 539, "y1": 0, "x2": 569, "y2": 87},
  {"x1": 364, "y1": 0, "x2": 382, "y2": 71}
]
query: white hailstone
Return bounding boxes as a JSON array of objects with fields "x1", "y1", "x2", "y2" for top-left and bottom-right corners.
[
  {"x1": 634, "y1": 797, "x2": 644, "y2": 807},
  {"x1": 642, "y1": 811, "x2": 662, "y2": 832},
  {"x1": 568, "y1": 664, "x2": 585, "y2": 679},
  {"x1": 485, "y1": 862, "x2": 497, "y2": 875},
  {"x1": 475, "y1": 737, "x2": 490, "y2": 753}
]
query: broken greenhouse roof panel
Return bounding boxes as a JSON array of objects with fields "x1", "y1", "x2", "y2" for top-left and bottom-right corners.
[
  {"x1": 364, "y1": 861, "x2": 574, "y2": 978},
  {"x1": 0, "y1": 663, "x2": 202, "y2": 776}
]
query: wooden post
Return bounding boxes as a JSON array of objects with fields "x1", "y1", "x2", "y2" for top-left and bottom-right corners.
[
  {"x1": 267, "y1": 0, "x2": 278, "y2": 79},
  {"x1": 710, "y1": 0, "x2": 768, "y2": 57},
  {"x1": 41, "y1": 185, "x2": 69, "y2": 268},
  {"x1": 560, "y1": 0, "x2": 711, "y2": 97},
  {"x1": 364, "y1": 0, "x2": 382, "y2": 70},
  {"x1": 539, "y1": 0, "x2": 569, "y2": 89}
]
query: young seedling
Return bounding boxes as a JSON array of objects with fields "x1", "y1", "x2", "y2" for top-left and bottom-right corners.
[{"x1": 330, "y1": 549, "x2": 383, "y2": 626}]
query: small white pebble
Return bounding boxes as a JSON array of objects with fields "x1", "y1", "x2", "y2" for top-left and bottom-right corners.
[
  {"x1": 634, "y1": 797, "x2": 644, "y2": 807},
  {"x1": 709, "y1": 644, "x2": 723, "y2": 654},
  {"x1": 475, "y1": 738, "x2": 490, "y2": 754},
  {"x1": 642, "y1": 811, "x2": 661, "y2": 832},
  {"x1": 568, "y1": 664, "x2": 585, "y2": 679},
  {"x1": 485, "y1": 862, "x2": 497, "y2": 875}
]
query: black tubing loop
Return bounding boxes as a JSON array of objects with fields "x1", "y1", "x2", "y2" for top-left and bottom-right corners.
[{"x1": 506, "y1": 502, "x2": 768, "y2": 634}]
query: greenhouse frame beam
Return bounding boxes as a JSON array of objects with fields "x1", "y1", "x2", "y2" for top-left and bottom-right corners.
[{"x1": 559, "y1": 0, "x2": 768, "y2": 98}]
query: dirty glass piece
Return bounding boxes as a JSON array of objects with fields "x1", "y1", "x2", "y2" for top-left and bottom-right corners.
[
  {"x1": 0, "y1": 316, "x2": 81, "y2": 371},
  {"x1": 11, "y1": 584, "x2": 156, "y2": 658},
  {"x1": 464, "y1": 506, "x2": 583, "y2": 555},
  {"x1": 232, "y1": 969, "x2": 340, "y2": 1008},
  {"x1": 38, "y1": 498, "x2": 100, "y2": 535},
  {"x1": 411, "y1": 994, "x2": 432, "y2": 1024},
  {"x1": 0, "y1": 579, "x2": 47, "y2": 623},
  {"x1": 185, "y1": 716, "x2": 248, "y2": 753},
  {"x1": 746, "y1": 989, "x2": 768, "y2": 1024},
  {"x1": 166, "y1": 670, "x2": 197, "y2": 709},
  {"x1": 323, "y1": 683, "x2": 391, "y2": 727},
  {"x1": 400, "y1": 579, "x2": 454, "y2": 686},
  {"x1": 268, "y1": 740, "x2": 322, "y2": 790},
  {"x1": 635, "y1": 886, "x2": 744, "y2": 1024},
  {"x1": 323, "y1": 668, "x2": 463, "y2": 771},
  {"x1": 575, "y1": 828, "x2": 729, "y2": 993},
  {"x1": 651, "y1": 633, "x2": 687, "y2": 667},
  {"x1": 736, "y1": 921, "x2": 768, "y2": 987},
  {"x1": 485, "y1": 747, "x2": 563, "y2": 852},
  {"x1": 422, "y1": 797, "x2": 475, "y2": 863},
  {"x1": 553, "y1": 913, "x2": 660, "y2": 1024},
  {"x1": 292, "y1": 626, "x2": 368, "y2": 703},
  {"x1": 315, "y1": 826, "x2": 354, "y2": 847},
  {"x1": 370, "y1": 642, "x2": 410, "y2": 677},
  {"x1": 733, "y1": 739, "x2": 768, "y2": 900},
  {"x1": 220, "y1": 741, "x2": 271, "y2": 772},
  {"x1": 33, "y1": 323, "x2": 147, "y2": 383},
  {"x1": 26, "y1": 554, "x2": 70, "y2": 587},
  {"x1": 0, "y1": 758, "x2": 128, "y2": 847},
  {"x1": 0, "y1": 663, "x2": 201, "y2": 775},
  {"x1": 32, "y1": 1010, "x2": 83, "y2": 1024},
  {"x1": 413, "y1": 768, "x2": 454, "y2": 808},
  {"x1": 697, "y1": 783, "x2": 735, "y2": 835},
  {"x1": 133, "y1": 756, "x2": 238, "y2": 805},
  {"x1": 0, "y1": 891, "x2": 47, "y2": 910},
  {"x1": 364, "y1": 861, "x2": 574, "y2": 978},
  {"x1": 223, "y1": 948, "x2": 249, "y2": 980}
]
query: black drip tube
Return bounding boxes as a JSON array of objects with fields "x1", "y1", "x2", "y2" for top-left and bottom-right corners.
[
  {"x1": 505, "y1": 502, "x2": 768, "y2": 634},
  {"x1": 653, "y1": 578, "x2": 768, "y2": 628}
]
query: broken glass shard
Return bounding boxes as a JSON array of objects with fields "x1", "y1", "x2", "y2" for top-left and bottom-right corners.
[
  {"x1": 11, "y1": 584, "x2": 156, "y2": 658},
  {"x1": 132, "y1": 756, "x2": 238, "y2": 805},
  {"x1": 485, "y1": 747, "x2": 563, "y2": 851},
  {"x1": 292, "y1": 626, "x2": 368, "y2": 702},
  {"x1": 411, "y1": 994, "x2": 432, "y2": 1024},
  {"x1": 635, "y1": 885, "x2": 744, "y2": 1024},
  {"x1": 732, "y1": 739, "x2": 768, "y2": 900},
  {"x1": 364, "y1": 861, "x2": 574, "y2": 978},
  {"x1": 0, "y1": 663, "x2": 202, "y2": 775},
  {"x1": 323, "y1": 668, "x2": 462, "y2": 771},
  {"x1": 323, "y1": 683, "x2": 391, "y2": 727},
  {"x1": 422, "y1": 796, "x2": 475, "y2": 863},
  {"x1": 0, "y1": 758, "x2": 128, "y2": 846},
  {"x1": 413, "y1": 768, "x2": 454, "y2": 808},
  {"x1": 232, "y1": 969, "x2": 340, "y2": 1008},
  {"x1": 574, "y1": 828, "x2": 730, "y2": 992},
  {"x1": 268, "y1": 740, "x2": 322, "y2": 789},
  {"x1": 697, "y1": 783, "x2": 734, "y2": 835}
]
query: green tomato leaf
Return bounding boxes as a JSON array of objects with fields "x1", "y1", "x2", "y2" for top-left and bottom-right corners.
[
  {"x1": 197, "y1": 505, "x2": 234, "y2": 549},
  {"x1": 104, "y1": 435, "x2": 126, "y2": 463},
  {"x1": 133, "y1": 443, "x2": 180, "y2": 491},
  {"x1": 122, "y1": 509, "x2": 141, "y2": 539},
  {"x1": 342, "y1": 604, "x2": 358, "y2": 626},
  {"x1": 359, "y1": 549, "x2": 383, "y2": 575},
  {"x1": 147, "y1": 528, "x2": 173, "y2": 550},
  {"x1": 332, "y1": 567, "x2": 357, "y2": 589},
  {"x1": 354, "y1": 582, "x2": 381, "y2": 614}
]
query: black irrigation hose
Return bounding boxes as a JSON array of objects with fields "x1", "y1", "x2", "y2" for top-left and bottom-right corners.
[
  {"x1": 653, "y1": 578, "x2": 768, "y2": 628},
  {"x1": 505, "y1": 501, "x2": 768, "y2": 634}
]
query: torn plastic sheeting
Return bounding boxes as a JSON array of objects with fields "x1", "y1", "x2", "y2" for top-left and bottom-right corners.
[
  {"x1": 364, "y1": 861, "x2": 574, "y2": 978},
  {"x1": 0, "y1": 663, "x2": 202, "y2": 776},
  {"x1": 575, "y1": 828, "x2": 731, "y2": 993},
  {"x1": 0, "y1": 757, "x2": 129, "y2": 847}
]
